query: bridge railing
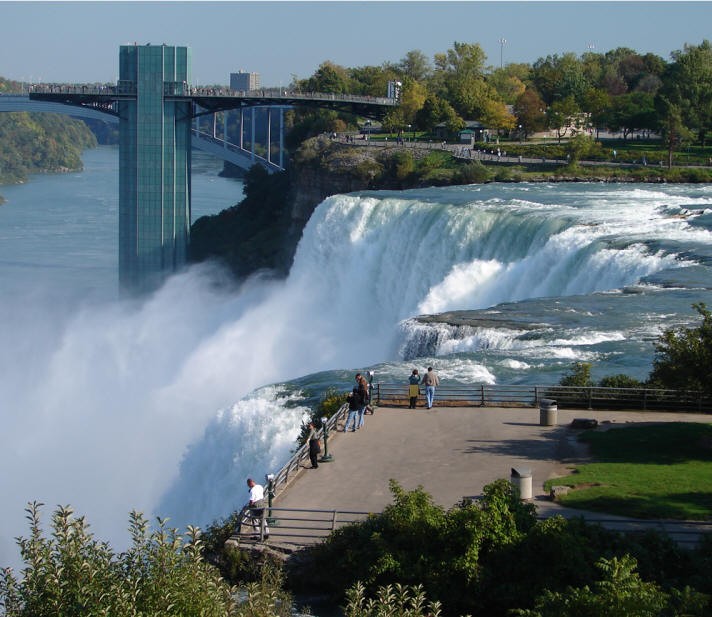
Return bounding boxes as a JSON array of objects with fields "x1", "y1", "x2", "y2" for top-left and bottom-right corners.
[
  {"x1": 372, "y1": 382, "x2": 711, "y2": 413},
  {"x1": 29, "y1": 83, "x2": 396, "y2": 106}
]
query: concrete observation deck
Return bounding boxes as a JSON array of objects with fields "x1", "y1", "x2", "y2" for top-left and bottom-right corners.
[{"x1": 273, "y1": 405, "x2": 712, "y2": 519}]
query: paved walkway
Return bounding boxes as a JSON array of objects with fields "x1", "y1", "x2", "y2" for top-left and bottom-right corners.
[{"x1": 271, "y1": 405, "x2": 712, "y2": 545}]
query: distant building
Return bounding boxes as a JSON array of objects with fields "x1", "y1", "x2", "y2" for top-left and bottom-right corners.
[
  {"x1": 230, "y1": 71, "x2": 261, "y2": 91},
  {"x1": 387, "y1": 80, "x2": 401, "y2": 100}
]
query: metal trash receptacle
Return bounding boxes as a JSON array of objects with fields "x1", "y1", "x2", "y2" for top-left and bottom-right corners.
[
  {"x1": 539, "y1": 398, "x2": 558, "y2": 426},
  {"x1": 510, "y1": 467, "x2": 532, "y2": 500}
]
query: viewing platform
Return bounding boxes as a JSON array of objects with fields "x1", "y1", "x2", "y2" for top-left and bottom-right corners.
[{"x1": 233, "y1": 401, "x2": 712, "y2": 550}]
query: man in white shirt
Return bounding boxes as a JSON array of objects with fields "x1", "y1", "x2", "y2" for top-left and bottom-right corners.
[{"x1": 244, "y1": 478, "x2": 269, "y2": 538}]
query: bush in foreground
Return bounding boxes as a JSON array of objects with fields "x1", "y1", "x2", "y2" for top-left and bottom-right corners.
[{"x1": 0, "y1": 502, "x2": 291, "y2": 616}]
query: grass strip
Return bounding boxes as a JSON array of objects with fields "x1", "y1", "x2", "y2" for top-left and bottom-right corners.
[{"x1": 545, "y1": 422, "x2": 712, "y2": 520}]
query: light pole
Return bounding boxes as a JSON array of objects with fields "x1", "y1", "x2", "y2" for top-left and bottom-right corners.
[
  {"x1": 519, "y1": 124, "x2": 523, "y2": 143},
  {"x1": 407, "y1": 124, "x2": 412, "y2": 143},
  {"x1": 320, "y1": 416, "x2": 333, "y2": 462},
  {"x1": 499, "y1": 38, "x2": 507, "y2": 69}
]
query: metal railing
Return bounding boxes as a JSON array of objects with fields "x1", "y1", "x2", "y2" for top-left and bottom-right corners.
[
  {"x1": 372, "y1": 383, "x2": 712, "y2": 413},
  {"x1": 270, "y1": 403, "x2": 350, "y2": 498},
  {"x1": 233, "y1": 505, "x2": 371, "y2": 544},
  {"x1": 232, "y1": 504, "x2": 712, "y2": 549}
]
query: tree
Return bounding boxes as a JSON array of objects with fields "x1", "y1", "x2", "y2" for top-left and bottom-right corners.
[
  {"x1": 649, "y1": 303, "x2": 712, "y2": 395},
  {"x1": 606, "y1": 92, "x2": 658, "y2": 140},
  {"x1": 514, "y1": 89, "x2": 546, "y2": 138},
  {"x1": 559, "y1": 362, "x2": 593, "y2": 387},
  {"x1": 304, "y1": 60, "x2": 351, "y2": 93},
  {"x1": 581, "y1": 87, "x2": 611, "y2": 137},
  {"x1": 660, "y1": 40, "x2": 712, "y2": 145},
  {"x1": 656, "y1": 97, "x2": 694, "y2": 168},
  {"x1": 546, "y1": 96, "x2": 581, "y2": 143},
  {"x1": 397, "y1": 49, "x2": 433, "y2": 82}
]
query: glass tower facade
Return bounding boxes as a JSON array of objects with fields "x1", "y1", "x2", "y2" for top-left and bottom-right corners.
[{"x1": 118, "y1": 45, "x2": 192, "y2": 294}]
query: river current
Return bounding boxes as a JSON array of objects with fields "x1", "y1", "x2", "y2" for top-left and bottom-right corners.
[{"x1": 1, "y1": 146, "x2": 712, "y2": 565}]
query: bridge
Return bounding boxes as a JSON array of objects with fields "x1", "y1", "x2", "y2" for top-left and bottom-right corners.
[
  {"x1": 17, "y1": 44, "x2": 396, "y2": 294},
  {"x1": 0, "y1": 94, "x2": 283, "y2": 172}
]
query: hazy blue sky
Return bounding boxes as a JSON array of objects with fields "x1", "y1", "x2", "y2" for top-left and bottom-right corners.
[{"x1": 2, "y1": 1, "x2": 711, "y2": 87}]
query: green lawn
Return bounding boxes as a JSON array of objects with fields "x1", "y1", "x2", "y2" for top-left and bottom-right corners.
[{"x1": 545, "y1": 422, "x2": 712, "y2": 520}]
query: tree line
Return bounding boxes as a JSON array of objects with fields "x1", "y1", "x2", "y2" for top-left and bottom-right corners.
[
  {"x1": 0, "y1": 77, "x2": 97, "y2": 186},
  {"x1": 288, "y1": 40, "x2": 712, "y2": 165}
]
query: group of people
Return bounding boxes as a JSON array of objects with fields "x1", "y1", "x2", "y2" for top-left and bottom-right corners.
[
  {"x1": 344, "y1": 372, "x2": 372, "y2": 432},
  {"x1": 408, "y1": 366, "x2": 440, "y2": 409}
]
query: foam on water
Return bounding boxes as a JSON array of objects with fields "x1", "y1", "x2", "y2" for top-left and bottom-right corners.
[{"x1": 3, "y1": 179, "x2": 712, "y2": 567}]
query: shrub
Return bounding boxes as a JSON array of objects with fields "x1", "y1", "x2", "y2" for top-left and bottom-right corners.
[
  {"x1": 456, "y1": 161, "x2": 491, "y2": 184},
  {"x1": 1, "y1": 502, "x2": 237, "y2": 616}
]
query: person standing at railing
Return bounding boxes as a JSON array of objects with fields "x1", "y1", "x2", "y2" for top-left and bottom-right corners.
[
  {"x1": 307, "y1": 421, "x2": 321, "y2": 469},
  {"x1": 356, "y1": 373, "x2": 370, "y2": 428},
  {"x1": 421, "y1": 366, "x2": 440, "y2": 409},
  {"x1": 244, "y1": 478, "x2": 269, "y2": 537},
  {"x1": 344, "y1": 386, "x2": 362, "y2": 432},
  {"x1": 408, "y1": 369, "x2": 421, "y2": 408}
]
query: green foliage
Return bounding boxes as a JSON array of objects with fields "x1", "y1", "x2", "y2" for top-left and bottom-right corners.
[
  {"x1": 598, "y1": 374, "x2": 644, "y2": 388},
  {"x1": 0, "y1": 112, "x2": 96, "y2": 184},
  {"x1": 343, "y1": 582, "x2": 441, "y2": 617},
  {"x1": 293, "y1": 480, "x2": 536, "y2": 614},
  {"x1": 649, "y1": 303, "x2": 712, "y2": 395},
  {"x1": 190, "y1": 166, "x2": 294, "y2": 279},
  {"x1": 456, "y1": 161, "x2": 492, "y2": 184},
  {"x1": 559, "y1": 361, "x2": 594, "y2": 387},
  {"x1": 514, "y1": 555, "x2": 707, "y2": 617},
  {"x1": 1, "y1": 502, "x2": 237, "y2": 616}
]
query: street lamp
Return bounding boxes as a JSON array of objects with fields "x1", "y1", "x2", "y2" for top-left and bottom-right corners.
[
  {"x1": 499, "y1": 38, "x2": 507, "y2": 68},
  {"x1": 320, "y1": 416, "x2": 333, "y2": 462}
]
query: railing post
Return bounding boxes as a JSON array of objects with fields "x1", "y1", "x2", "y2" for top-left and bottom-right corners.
[
  {"x1": 332, "y1": 510, "x2": 338, "y2": 531},
  {"x1": 259, "y1": 509, "x2": 266, "y2": 541},
  {"x1": 480, "y1": 384, "x2": 485, "y2": 407},
  {"x1": 643, "y1": 388, "x2": 647, "y2": 411},
  {"x1": 588, "y1": 387, "x2": 593, "y2": 410},
  {"x1": 534, "y1": 386, "x2": 539, "y2": 405}
]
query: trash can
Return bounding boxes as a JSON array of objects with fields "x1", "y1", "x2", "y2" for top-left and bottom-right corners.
[
  {"x1": 539, "y1": 398, "x2": 558, "y2": 426},
  {"x1": 510, "y1": 467, "x2": 532, "y2": 500}
]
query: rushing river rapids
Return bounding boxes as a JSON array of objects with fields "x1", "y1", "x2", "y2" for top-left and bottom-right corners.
[{"x1": 1, "y1": 149, "x2": 712, "y2": 564}]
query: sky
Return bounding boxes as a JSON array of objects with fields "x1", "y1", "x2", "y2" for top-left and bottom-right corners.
[{"x1": 1, "y1": 1, "x2": 711, "y2": 87}]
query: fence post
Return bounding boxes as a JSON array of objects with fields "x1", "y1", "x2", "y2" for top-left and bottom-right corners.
[
  {"x1": 534, "y1": 386, "x2": 539, "y2": 406},
  {"x1": 642, "y1": 388, "x2": 647, "y2": 411},
  {"x1": 260, "y1": 509, "x2": 266, "y2": 541},
  {"x1": 588, "y1": 387, "x2": 593, "y2": 410},
  {"x1": 480, "y1": 384, "x2": 485, "y2": 407},
  {"x1": 331, "y1": 510, "x2": 338, "y2": 531}
]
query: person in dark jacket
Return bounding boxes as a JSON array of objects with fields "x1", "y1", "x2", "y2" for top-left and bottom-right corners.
[
  {"x1": 307, "y1": 421, "x2": 320, "y2": 468},
  {"x1": 344, "y1": 386, "x2": 361, "y2": 432},
  {"x1": 408, "y1": 369, "x2": 421, "y2": 408}
]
